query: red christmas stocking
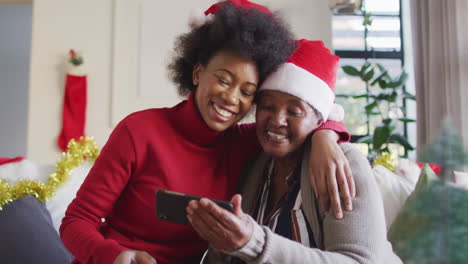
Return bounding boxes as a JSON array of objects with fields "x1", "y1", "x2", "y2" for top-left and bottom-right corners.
[{"x1": 57, "y1": 60, "x2": 87, "y2": 151}]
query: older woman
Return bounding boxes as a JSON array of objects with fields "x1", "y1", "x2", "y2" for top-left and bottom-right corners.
[
  {"x1": 60, "y1": 2, "x2": 352, "y2": 264},
  {"x1": 187, "y1": 39, "x2": 401, "y2": 264}
]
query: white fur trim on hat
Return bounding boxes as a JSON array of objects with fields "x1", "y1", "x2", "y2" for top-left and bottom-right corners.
[
  {"x1": 260, "y1": 62, "x2": 341, "y2": 121},
  {"x1": 188, "y1": 8, "x2": 214, "y2": 28}
]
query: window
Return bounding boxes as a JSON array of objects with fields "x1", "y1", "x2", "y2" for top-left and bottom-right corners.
[{"x1": 332, "y1": 0, "x2": 408, "y2": 156}]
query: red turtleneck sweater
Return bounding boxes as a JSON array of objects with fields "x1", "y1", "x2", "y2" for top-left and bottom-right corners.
[{"x1": 60, "y1": 93, "x2": 348, "y2": 264}]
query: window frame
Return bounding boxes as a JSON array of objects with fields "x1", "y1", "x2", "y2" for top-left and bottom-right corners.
[{"x1": 332, "y1": 0, "x2": 409, "y2": 155}]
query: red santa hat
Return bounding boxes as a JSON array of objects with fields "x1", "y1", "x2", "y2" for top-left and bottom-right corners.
[
  {"x1": 259, "y1": 39, "x2": 344, "y2": 122},
  {"x1": 189, "y1": 0, "x2": 272, "y2": 28}
]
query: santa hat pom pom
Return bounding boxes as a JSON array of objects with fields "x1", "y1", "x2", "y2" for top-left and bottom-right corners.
[
  {"x1": 188, "y1": 8, "x2": 208, "y2": 28},
  {"x1": 327, "y1": 104, "x2": 345, "y2": 121}
]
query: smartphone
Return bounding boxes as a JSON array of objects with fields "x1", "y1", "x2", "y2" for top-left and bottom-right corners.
[{"x1": 155, "y1": 189, "x2": 234, "y2": 226}]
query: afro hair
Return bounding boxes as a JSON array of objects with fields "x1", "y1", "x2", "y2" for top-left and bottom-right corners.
[{"x1": 168, "y1": 2, "x2": 296, "y2": 96}]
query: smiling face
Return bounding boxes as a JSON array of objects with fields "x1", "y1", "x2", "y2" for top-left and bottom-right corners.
[
  {"x1": 193, "y1": 50, "x2": 259, "y2": 132},
  {"x1": 256, "y1": 90, "x2": 323, "y2": 158}
]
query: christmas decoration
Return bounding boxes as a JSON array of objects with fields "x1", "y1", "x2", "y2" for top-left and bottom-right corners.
[
  {"x1": 68, "y1": 49, "x2": 83, "y2": 66},
  {"x1": 372, "y1": 152, "x2": 397, "y2": 172},
  {"x1": 0, "y1": 156, "x2": 25, "y2": 166},
  {"x1": 57, "y1": 49, "x2": 87, "y2": 151},
  {"x1": 189, "y1": 0, "x2": 272, "y2": 28},
  {"x1": 388, "y1": 119, "x2": 468, "y2": 263},
  {"x1": 0, "y1": 137, "x2": 99, "y2": 210},
  {"x1": 260, "y1": 39, "x2": 344, "y2": 122}
]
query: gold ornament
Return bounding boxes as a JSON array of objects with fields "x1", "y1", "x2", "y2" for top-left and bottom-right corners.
[
  {"x1": 0, "y1": 136, "x2": 99, "y2": 210},
  {"x1": 372, "y1": 152, "x2": 397, "y2": 172}
]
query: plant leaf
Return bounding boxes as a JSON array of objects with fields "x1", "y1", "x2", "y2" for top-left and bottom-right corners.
[
  {"x1": 362, "y1": 68, "x2": 375, "y2": 82},
  {"x1": 342, "y1": 65, "x2": 361, "y2": 76},
  {"x1": 378, "y1": 79, "x2": 387, "y2": 89},
  {"x1": 363, "y1": 12, "x2": 373, "y2": 26},
  {"x1": 390, "y1": 133, "x2": 414, "y2": 151},
  {"x1": 376, "y1": 93, "x2": 388, "y2": 101},
  {"x1": 383, "y1": 118, "x2": 392, "y2": 125},
  {"x1": 390, "y1": 91, "x2": 398, "y2": 102},
  {"x1": 376, "y1": 63, "x2": 386, "y2": 72},
  {"x1": 373, "y1": 126, "x2": 390, "y2": 150},
  {"x1": 386, "y1": 81, "x2": 403, "y2": 89},
  {"x1": 351, "y1": 94, "x2": 370, "y2": 99},
  {"x1": 365, "y1": 101, "x2": 378, "y2": 114},
  {"x1": 379, "y1": 147, "x2": 390, "y2": 154},
  {"x1": 398, "y1": 118, "x2": 416, "y2": 123},
  {"x1": 403, "y1": 92, "x2": 416, "y2": 100},
  {"x1": 398, "y1": 71, "x2": 409, "y2": 84},
  {"x1": 356, "y1": 135, "x2": 372, "y2": 144},
  {"x1": 335, "y1": 94, "x2": 352, "y2": 98},
  {"x1": 387, "y1": 71, "x2": 409, "y2": 89},
  {"x1": 360, "y1": 62, "x2": 372, "y2": 74},
  {"x1": 371, "y1": 71, "x2": 388, "y2": 86}
]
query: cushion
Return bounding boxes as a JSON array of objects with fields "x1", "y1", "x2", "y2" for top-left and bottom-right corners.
[
  {"x1": 395, "y1": 158, "x2": 421, "y2": 186},
  {"x1": 373, "y1": 165, "x2": 415, "y2": 230},
  {"x1": 0, "y1": 159, "x2": 52, "y2": 183},
  {"x1": 0, "y1": 196, "x2": 72, "y2": 263},
  {"x1": 454, "y1": 170, "x2": 468, "y2": 190},
  {"x1": 46, "y1": 161, "x2": 92, "y2": 231},
  {"x1": 0, "y1": 158, "x2": 92, "y2": 231}
]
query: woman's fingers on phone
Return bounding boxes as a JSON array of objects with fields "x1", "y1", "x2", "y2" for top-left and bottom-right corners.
[
  {"x1": 191, "y1": 206, "x2": 235, "y2": 249},
  {"x1": 199, "y1": 198, "x2": 240, "y2": 229},
  {"x1": 186, "y1": 200, "x2": 197, "y2": 215},
  {"x1": 190, "y1": 210, "x2": 216, "y2": 241},
  {"x1": 190, "y1": 199, "x2": 251, "y2": 251},
  {"x1": 134, "y1": 251, "x2": 156, "y2": 264},
  {"x1": 230, "y1": 194, "x2": 243, "y2": 216},
  {"x1": 113, "y1": 250, "x2": 156, "y2": 264},
  {"x1": 193, "y1": 201, "x2": 233, "y2": 235}
]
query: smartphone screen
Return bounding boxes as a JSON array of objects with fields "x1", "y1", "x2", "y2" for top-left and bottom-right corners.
[{"x1": 155, "y1": 189, "x2": 234, "y2": 225}]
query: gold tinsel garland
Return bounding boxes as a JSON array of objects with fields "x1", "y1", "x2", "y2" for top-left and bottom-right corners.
[
  {"x1": 0, "y1": 137, "x2": 100, "y2": 210},
  {"x1": 372, "y1": 152, "x2": 397, "y2": 172}
]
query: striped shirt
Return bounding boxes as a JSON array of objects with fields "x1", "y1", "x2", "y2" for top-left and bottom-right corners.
[{"x1": 251, "y1": 158, "x2": 316, "y2": 247}]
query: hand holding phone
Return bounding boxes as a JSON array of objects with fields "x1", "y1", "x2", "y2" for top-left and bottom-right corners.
[
  {"x1": 187, "y1": 194, "x2": 254, "y2": 252},
  {"x1": 155, "y1": 189, "x2": 233, "y2": 226}
]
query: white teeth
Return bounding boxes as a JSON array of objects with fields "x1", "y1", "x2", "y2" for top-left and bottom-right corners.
[
  {"x1": 213, "y1": 104, "x2": 233, "y2": 117},
  {"x1": 267, "y1": 131, "x2": 287, "y2": 140}
]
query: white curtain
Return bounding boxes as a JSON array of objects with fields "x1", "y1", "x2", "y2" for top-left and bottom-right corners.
[{"x1": 411, "y1": 0, "x2": 468, "y2": 162}]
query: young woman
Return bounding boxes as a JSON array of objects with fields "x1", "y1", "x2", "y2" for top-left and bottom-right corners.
[
  {"x1": 187, "y1": 39, "x2": 401, "y2": 264},
  {"x1": 60, "y1": 2, "x2": 352, "y2": 264}
]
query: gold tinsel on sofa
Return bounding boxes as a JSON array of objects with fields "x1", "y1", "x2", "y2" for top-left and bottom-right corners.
[
  {"x1": 372, "y1": 152, "x2": 397, "y2": 172},
  {"x1": 0, "y1": 137, "x2": 99, "y2": 210}
]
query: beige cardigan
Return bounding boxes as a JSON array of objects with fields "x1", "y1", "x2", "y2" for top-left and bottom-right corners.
[{"x1": 203, "y1": 143, "x2": 402, "y2": 264}]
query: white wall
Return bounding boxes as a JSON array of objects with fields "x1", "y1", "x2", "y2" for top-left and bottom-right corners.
[
  {"x1": 27, "y1": 0, "x2": 114, "y2": 163},
  {"x1": 0, "y1": 4, "x2": 32, "y2": 157},
  {"x1": 266, "y1": 0, "x2": 333, "y2": 48},
  {"x1": 26, "y1": 0, "x2": 333, "y2": 163}
]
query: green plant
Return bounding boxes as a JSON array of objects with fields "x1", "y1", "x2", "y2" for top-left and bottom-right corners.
[
  {"x1": 339, "y1": 11, "x2": 416, "y2": 158},
  {"x1": 340, "y1": 62, "x2": 415, "y2": 157}
]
